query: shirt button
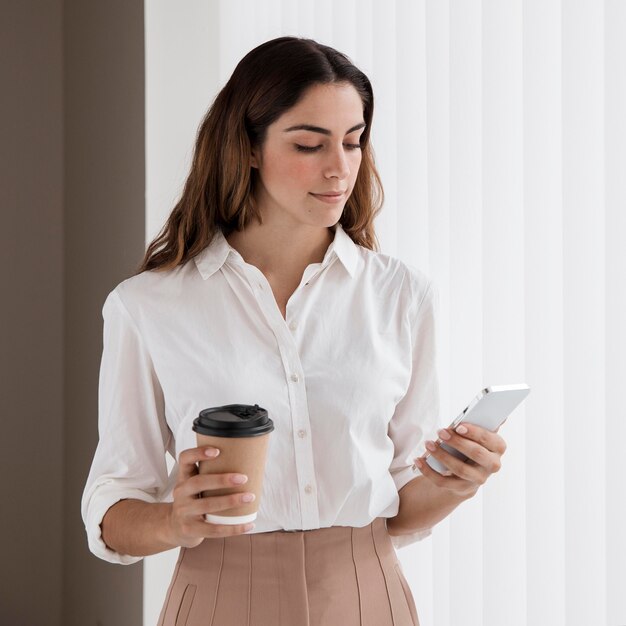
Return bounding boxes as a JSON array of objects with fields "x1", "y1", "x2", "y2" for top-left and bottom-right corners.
[
  {"x1": 297, "y1": 429, "x2": 307, "y2": 438},
  {"x1": 290, "y1": 373, "x2": 299, "y2": 382},
  {"x1": 289, "y1": 321, "x2": 297, "y2": 331},
  {"x1": 304, "y1": 484, "x2": 313, "y2": 494}
]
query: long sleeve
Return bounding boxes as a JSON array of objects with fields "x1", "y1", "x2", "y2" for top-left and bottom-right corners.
[
  {"x1": 81, "y1": 289, "x2": 174, "y2": 565},
  {"x1": 387, "y1": 276, "x2": 442, "y2": 549}
]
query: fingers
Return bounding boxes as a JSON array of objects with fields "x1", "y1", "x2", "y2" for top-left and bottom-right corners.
[
  {"x1": 175, "y1": 507, "x2": 255, "y2": 543},
  {"x1": 413, "y1": 424, "x2": 508, "y2": 497},
  {"x1": 184, "y1": 486, "x2": 257, "y2": 539},
  {"x1": 414, "y1": 455, "x2": 471, "y2": 491},
  {"x1": 174, "y1": 487, "x2": 254, "y2": 526},
  {"x1": 183, "y1": 489, "x2": 255, "y2": 519},
  {"x1": 177, "y1": 445, "x2": 221, "y2": 483},
  {"x1": 175, "y1": 470, "x2": 249, "y2": 500},
  {"x1": 171, "y1": 445, "x2": 257, "y2": 544},
  {"x1": 436, "y1": 429, "x2": 502, "y2": 474},
  {"x1": 454, "y1": 423, "x2": 507, "y2": 456},
  {"x1": 424, "y1": 440, "x2": 490, "y2": 483}
]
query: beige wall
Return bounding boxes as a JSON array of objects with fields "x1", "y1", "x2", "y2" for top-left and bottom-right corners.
[
  {"x1": 0, "y1": 1, "x2": 63, "y2": 623},
  {"x1": 1, "y1": 2, "x2": 146, "y2": 624}
]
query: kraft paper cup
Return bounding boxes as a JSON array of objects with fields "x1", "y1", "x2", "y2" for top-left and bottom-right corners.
[{"x1": 193, "y1": 403, "x2": 274, "y2": 525}]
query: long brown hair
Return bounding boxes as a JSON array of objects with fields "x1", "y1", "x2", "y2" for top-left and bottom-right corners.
[{"x1": 135, "y1": 36, "x2": 384, "y2": 275}]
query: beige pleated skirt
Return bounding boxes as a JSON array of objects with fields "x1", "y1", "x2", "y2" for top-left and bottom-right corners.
[{"x1": 156, "y1": 517, "x2": 419, "y2": 626}]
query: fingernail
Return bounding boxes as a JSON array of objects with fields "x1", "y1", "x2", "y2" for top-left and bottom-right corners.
[
  {"x1": 241, "y1": 493, "x2": 255, "y2": 502},
  {"x1": 244, "y1": 523, "x2": 255, "y2": 531},
  {"x1": 414, "y1": 459, "x2": 423, "y2": 468},
  {"x1": 232, "y1": 474, "x2": 248, "y2": 484},
  {"x1": 438, "y1": 429, "x2": 451, "y2": 440},
  {"x1": 205, "y1": 448, "x2": 220, "y2": 457},
  {"x1": 425, "y1": 440, "x2": 437, "y2": 451},
  {"x1": 456, "y1": 425, "x2": 468, "y2": 435}
]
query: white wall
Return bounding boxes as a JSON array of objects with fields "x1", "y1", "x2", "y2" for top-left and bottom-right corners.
[{"x1": 144, "y1": 2, "x2": 626, "y2": 625}]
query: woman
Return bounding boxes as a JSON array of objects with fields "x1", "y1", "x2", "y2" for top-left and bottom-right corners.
[{"x1": 81, "y1": 36, "x2": 506, "y2": 626}]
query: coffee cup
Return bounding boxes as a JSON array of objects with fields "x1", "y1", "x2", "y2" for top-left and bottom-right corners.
[{"x1": 192, "y1": 403, "x2": 274, "y2": 525}]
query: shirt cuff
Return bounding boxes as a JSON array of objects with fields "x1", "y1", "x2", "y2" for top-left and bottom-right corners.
[
  {"x1": 388, "y1": 524, "x2": 433, "y2": 549},
  {"x1": 84, "y1": 485, "x2": 160, "y2": 565}
]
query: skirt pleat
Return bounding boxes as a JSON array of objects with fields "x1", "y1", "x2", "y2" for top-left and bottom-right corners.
[{"x1": 156, "y1": 517, "x2": 419, "y2": 626}]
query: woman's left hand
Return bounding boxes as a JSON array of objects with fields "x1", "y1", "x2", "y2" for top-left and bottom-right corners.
[{"x1": 413, "y1": 423, "x2": 507, "y2": 499}]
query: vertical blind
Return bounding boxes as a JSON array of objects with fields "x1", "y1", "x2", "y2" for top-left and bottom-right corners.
[{"x1": 143, "y1": 2, "x2": 626, "y2": 625}]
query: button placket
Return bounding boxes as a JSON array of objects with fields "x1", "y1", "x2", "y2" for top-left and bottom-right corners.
[{"x1": 243, "y1": 263, "x2": 320, "y2": 529}]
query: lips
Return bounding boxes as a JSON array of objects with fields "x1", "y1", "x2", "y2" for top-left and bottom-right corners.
[
  {"x1": 311, "y1": 191, "x2": 345, "y2": 197},
  {"x1": 310, "y1": 191, "x2": 346, "y2": 204}
]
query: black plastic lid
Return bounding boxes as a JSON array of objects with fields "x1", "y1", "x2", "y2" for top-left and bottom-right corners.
[{"x1": 192, "y1": 403, "x2": 274, "y2": 438}]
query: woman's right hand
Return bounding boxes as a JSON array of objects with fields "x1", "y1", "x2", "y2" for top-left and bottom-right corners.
[{"x1": 167, "y1": 445, "x2": 256, "y2": 548}]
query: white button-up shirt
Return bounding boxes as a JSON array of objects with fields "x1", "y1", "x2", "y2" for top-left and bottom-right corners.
[{"x1": 81, "y1": 222, "x2": 441, "y2": 564}]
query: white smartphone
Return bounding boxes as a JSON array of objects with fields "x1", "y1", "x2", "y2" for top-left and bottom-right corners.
[{"x1": 423, "y1": 383, "x2": 531, "y2": 475}]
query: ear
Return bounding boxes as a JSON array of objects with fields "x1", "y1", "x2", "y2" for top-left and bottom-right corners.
[{"x1": 250, "y1": 148, "x2": 260, "y2": 169}]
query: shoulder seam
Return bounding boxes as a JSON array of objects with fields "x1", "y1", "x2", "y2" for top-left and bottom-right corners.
[
  {"x1": 107, "y1": 288, "x2": 146, "y2": 346},
  {"x1": 414, "y1": 279, "x2": 433, "y2": 319}
]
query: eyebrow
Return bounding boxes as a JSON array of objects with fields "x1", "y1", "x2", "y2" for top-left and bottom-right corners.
[{"x1": 283, "y1": 122, "x2": 367, "y2": 136}]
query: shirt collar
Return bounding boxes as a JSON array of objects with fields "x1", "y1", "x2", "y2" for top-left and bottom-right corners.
[{"x1": 193, "y1": 221, "x2": 359, "y2": 281}]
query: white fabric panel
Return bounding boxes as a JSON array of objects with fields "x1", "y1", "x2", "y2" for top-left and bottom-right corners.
[
  {"x1": 144, "y1": 0, "x2": 216, "y2": 245},
  {"x1": 280, "y1": 0, "x2": 298, "y2": 36},
  {"x1": 394, "y1": 5, "x2": 435, "y2": 624},
  {"x1": 331, "y1": 0, "x2": 359, "y2": 57},
  {"x1": 218, "y1": 1, "x2": 255, "y2": 82},
  {"x1": 482, "y1": 2, "x2": 526, "y2": 626},
  {"x1": 396, "y1": 0, "x2": 429, "y2": 272},
  {"x1": 371, "y1": 0, "x2": 398, "y2": 254},
  {"x1": 448, "y1": 2, "x2": 484, "y2": 626},
  {"x1": 562, "y1": 2, "x2": 607, "y2": 626},
  {"x1": 605, "y1": 4, "x2": 626, "y2": 626},
  {"x1": 424, "y1": 2, "x2": 453, "y2": 624},
  {"x1": 523, "y1": 2, "x2": 567, "y2": 626}
]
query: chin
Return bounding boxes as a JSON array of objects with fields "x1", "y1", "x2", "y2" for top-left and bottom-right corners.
[
  {"x1": 310, "y1": 211, "x2": 344, "y2": 229},
  {"x1": 291, "y1": 198, "x2": 346, "y2": 228}
]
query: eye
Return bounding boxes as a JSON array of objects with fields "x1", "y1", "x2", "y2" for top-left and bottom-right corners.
[{"x1": 295, "y1": 144, "x2": 362, "y2": 153}]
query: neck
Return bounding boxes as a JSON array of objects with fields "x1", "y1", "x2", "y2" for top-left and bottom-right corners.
[{"x1": 225, "y1": 219, "x2": 335, "y2": 280}]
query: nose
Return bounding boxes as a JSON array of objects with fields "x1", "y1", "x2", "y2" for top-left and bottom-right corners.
[{"x1": 324, "y1": 144, "x2": 351, "y2": 181}]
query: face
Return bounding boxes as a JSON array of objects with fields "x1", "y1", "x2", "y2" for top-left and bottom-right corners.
[{"x1": 250, "y1": 82, "x2": 365, "y2": 229}]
